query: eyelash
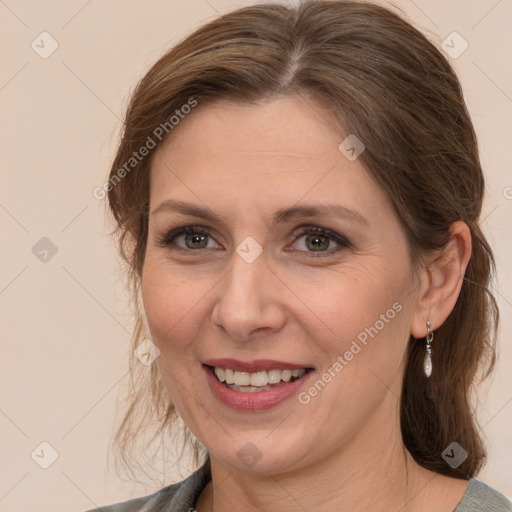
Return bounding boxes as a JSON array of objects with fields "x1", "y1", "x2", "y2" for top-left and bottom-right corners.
[{"x1": 156, "y1": 225, "x2": 352, "y2": 257}]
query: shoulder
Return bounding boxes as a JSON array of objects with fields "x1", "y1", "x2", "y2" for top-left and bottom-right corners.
[
  {"x1": 83, "y1": 462, "x2": 211, "y2": 512},
  {"x1": 454, "y1": 478, "x2": 512, "y2": 512}
]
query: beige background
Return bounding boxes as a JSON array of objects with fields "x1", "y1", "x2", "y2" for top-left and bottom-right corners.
[{"x1": 1, "y1": 0, "x2": 511, "y2": 510}]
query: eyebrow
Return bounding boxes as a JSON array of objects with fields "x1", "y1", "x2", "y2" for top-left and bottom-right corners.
[{"x1": 151, "y1": 199, "x2": 369, "y2": 229}]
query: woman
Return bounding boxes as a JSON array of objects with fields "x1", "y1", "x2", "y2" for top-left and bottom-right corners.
[{"x1": 88, "y1": 1, "x2": 511, "y2": 510}]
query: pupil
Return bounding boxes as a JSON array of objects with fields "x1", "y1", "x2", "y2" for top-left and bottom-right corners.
[
  {"x1": 186, "y1": 233, "x2": 207, "y2": 249},
  {"x1": 307, "y1": 234, "x2": 328, "y2": 251}
]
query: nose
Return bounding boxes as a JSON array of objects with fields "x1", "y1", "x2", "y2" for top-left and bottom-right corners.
[{"x1": 211, "y1": 250, "x2": 287, "y2": 343}]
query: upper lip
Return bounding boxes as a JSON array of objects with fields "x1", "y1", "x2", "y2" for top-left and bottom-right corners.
[{"x1": 204, "y1": 358, "x2": 313, "y2": 373}]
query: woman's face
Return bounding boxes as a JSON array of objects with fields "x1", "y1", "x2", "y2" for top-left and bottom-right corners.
[{"x1": 143, "y1": 96, "x2": 421, "y2": 474}]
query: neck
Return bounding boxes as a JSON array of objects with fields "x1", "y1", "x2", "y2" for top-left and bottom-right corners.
[{"x1": 196, "y1": 392, "x2": 446, "y2": 512}]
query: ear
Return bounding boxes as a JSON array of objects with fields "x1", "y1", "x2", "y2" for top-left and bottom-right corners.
[{"x1": 410, "y1": 221, "x2": 472, "y2": 338}]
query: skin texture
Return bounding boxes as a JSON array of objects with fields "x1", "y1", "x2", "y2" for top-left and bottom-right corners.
[{"x1": 142, "y1": 96, "x2": 472, "y2": 511}]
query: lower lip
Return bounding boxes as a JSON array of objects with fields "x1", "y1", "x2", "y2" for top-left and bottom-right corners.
[{"x1": 203, "y1": 365, "x2": 314, "y2": 411}]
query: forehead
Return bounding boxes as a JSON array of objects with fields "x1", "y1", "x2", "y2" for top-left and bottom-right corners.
[
  {"x1": 153, "y1": 96, "x2": 343, "y2": 165},
  {"x1": 148, "y1": 96, "x2": 390, "y2": 223}
]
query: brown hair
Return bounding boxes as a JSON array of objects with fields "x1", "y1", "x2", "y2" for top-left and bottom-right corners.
[{"x1": 107, "y1": 0, "x2": 499, "y2": 481}]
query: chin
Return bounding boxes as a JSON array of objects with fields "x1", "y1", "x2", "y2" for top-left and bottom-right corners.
[{"x1": 207, "y1": 431, "x2": 311, "y2": 475}]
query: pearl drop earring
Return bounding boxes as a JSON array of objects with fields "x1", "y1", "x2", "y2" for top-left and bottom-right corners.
[{"x1": 424, "y1": 321, "x2": 433, "y2": 378}]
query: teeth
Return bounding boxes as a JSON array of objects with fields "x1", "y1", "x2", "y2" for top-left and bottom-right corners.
[
  {"x1": 267, "y1": 369, "x2": 282, "y2": 384},
  {"x1": 214, "y1": 367, "x2": 225, "y2": 382},
  {"x1": 250, "y1": 371, "x2": 268, "y2": 387},
  {"x1": 225, "y1": 368, "x2": 235, "y2": 385},
  {"x1": 228, "y1": 384, "x2": 273, "y2": 392},
  {"x1": 213, "y1": 366, "x2": 306, "y2": 389},
  {"x1": 281, "y1": 369, "x2": 292, "y2": 382}
]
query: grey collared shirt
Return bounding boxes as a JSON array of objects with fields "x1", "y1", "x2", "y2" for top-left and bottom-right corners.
[{"x1": 86, "y1": 463, "x2": 512, "y2": 512}]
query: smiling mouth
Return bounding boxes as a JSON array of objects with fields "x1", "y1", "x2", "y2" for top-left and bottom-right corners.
[{"x1": 205, "y1": 364, "x2": 313, "y2": 393}]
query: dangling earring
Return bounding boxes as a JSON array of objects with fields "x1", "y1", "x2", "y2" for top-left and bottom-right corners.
[{"x1": 424, "y1": 321, "x2": 433, "y2": 377}]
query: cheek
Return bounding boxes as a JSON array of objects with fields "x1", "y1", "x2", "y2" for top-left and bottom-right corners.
[
  {"x1": 303, "y1": 258, "x2": 412, "y2": 374},
  {"x1": 141, "y1": 257, "x2": 206, "y2": 352}
]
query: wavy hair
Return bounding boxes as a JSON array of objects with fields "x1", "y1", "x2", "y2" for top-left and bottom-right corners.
[{"x1": 106, "y1": 0, "x2": 499, "y2": 481}]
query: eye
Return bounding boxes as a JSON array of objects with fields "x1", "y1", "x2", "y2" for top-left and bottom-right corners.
[
  {"x1": 156, "y1": 225, "x2": 351, "y2": 257},
  {"x1": 157, "y1": 226, "x2": 220, "y2": 252},
  {"x1": 288, "y1": 226, "x2": 351, "y2": 256}
]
